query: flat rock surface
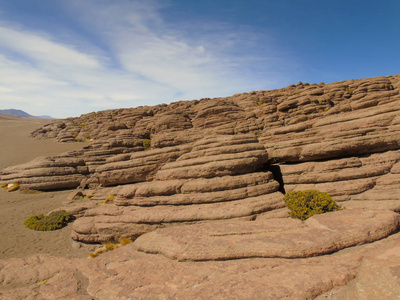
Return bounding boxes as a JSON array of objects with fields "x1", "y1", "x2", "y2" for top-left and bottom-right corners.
[
  {"x1": 316, "y1": 233, "x2": 400, "y2": 300},
  {"x1": 133, "y1": 208, "x2": 400, "y2": 261},
  {"x1": 3, "y1": 233, "x2": 400, "y2": 299}
]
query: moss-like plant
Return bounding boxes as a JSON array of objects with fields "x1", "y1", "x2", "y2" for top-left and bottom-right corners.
[
  {"x1": 283, "y1": 190, "x2": 342, "y2": 221},
  {"x1": 24, "y1": 210, "x2": 74, "y2": 231},
  {"x1": 143, "y1": 139, "x2": 152, "y2": 151}
]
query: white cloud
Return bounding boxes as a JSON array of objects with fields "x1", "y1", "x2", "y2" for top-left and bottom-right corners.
[
  {"x1": 0, "y1": 0, "x2": 294, "y2": 118},
  {"x1": 0, "y1": 26, "x2": 100, "y2": 69}
]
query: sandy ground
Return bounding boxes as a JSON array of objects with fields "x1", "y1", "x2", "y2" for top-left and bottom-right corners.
[{"x1": 0, "y1": 115, "x2": 90, "y2": 259}]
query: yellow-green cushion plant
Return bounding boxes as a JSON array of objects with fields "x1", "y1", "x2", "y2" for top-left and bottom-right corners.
[
  {"x1": 24, "y1": 210, "x2": 74, "y2": 231},
  {"x1": 283, "y1": 190, "x2": 342, "y2": 221},
  {"x1": 143, "y1": 139, "x2": 152, "y2": 151}
]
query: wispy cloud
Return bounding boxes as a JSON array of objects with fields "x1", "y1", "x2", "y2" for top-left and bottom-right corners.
[
  {"x1": 0, "y1": 26, "x2": 100, "y2": 69},
  {"x1": 0, "y1": 0, "x2": 294, "y2": 118}
]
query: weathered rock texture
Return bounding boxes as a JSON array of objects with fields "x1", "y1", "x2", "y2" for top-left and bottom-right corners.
[
  {"x1": 2, "y1": 74, "x2": 400, "y2": 299},
  {"x1": 71, "y1": 135, "x2": 283, "y2": 244},
  {"x1": 2, "y1": 226, "x2": 400, "y2": 299},
  {"x1": 133, "y1": 208, "x2": 400, "y2": 261}
]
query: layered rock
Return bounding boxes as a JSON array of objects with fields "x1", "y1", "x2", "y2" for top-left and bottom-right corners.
[
  {"x1": 2, "y1": 211, "x2": 400, "y2": 299},
  {"x1": 87, "y1": 144, "x2": 192, "y2": 187},
  {"x1": 3, "y1": 74, "x2": 400, "y2": 192},
  {"x1": 133, "y1": 208, "x2": 399, "y2": 261},
  {"x1": 1, "y1": 74, "x2": 400, "y2": 299},
  {"x1": 71, "y1": 135, "x2": 283, "y2": 244},
  {"x1": 260, "y1": 101, "x2": 400, "y2": 163},
  {"x1": 280, "y1": 150, "x2": 400, "y2": 202},
  {"x1": 0, "y1": 154, "x2": 88, "y2": 190}
]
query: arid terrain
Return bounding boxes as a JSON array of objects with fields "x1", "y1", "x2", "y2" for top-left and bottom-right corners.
[
  {"x1": 0, "y1": 115, "x2": 89, "y2": 259},
  {"x1": 1, "y1": 74, "x2": 400, "y2": 299}
]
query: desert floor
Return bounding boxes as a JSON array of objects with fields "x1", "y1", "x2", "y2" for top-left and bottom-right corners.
[{"x1": 0, "y1": 115, "x2": 89, "y2": 259}]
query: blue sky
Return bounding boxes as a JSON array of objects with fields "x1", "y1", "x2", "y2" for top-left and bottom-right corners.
[{"x1": 0, "y1": 0, "x2": 399, "y2": 118}]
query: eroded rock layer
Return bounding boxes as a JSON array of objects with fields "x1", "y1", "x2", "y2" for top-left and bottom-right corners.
[
  {"x1": 2, "y1": 74, "x2": 400, "y2": 299},
  {"x1": 2, "y1": 74, "x2": 400, "y2": 193},
  {"x1": 133, "y1": 208, "x2": 400, "y2": 261},
  {"x1": 2, "y1": 223, "x2": 400, "y2": 299},
  {"x1": 70, "y1": 135, "x2": 283, "y2": 244}
]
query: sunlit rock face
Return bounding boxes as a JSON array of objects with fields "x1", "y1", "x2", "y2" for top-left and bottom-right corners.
[{"x1": 1, "y1": 74, "x2": 400, "y2": 299}]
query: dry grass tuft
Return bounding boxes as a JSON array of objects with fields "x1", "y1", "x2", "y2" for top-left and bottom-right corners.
[
  {"x1": 119, "y1": 237, "x2": 133, "y2": 246},
  {"x1": 20, "y1": 189, "x2": 43, "y2": 194},
  {"x1": 88, "y1": 237, "x2": 133, "y2": 258},
  {"x1": 103, "y1": 194, "x2": 115, "y2": 204},
  {"x1": 7, "y1": 183, "x2": 20, "y2": 192}
]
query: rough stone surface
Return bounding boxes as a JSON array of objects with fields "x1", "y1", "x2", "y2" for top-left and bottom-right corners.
[
  {"x1": 281, "y1": 150, "x2": 400, "y2": 202},
  {"x1": 3, "y1": 231, "x2": 400, "y2": 299},
  {"x1": 1, "y1": 74, "x2": 400, "y2": 298},
  {"x1": 0, "y1": 254, "x2": 92, "y2": 299},
  {"x1": 315, "y1": 233, "x2": 400, "y2": 300},
  {"x1": 68, "y1": 134, "x2": 282, "y2": 244},
  {"x1": 133, "y1": 209, "x2": 400, "y2": 261}
]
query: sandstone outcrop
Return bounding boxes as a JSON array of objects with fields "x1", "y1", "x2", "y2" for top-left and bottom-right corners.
[
  {"x1": 133, "y1": 208, "x2": 400, "y2": 261},
  {"x1": 1, "y1": 74, "x2": 400, "y2": 299},
  {"x1": 280, "y1": 150, "x2": 400, "y2": 202},
  {"x1": 2, "y1": 214, "x2": 400, "y2": 299},
  {"x1": 2, "y1": 74, "x2": 399, "y2": 193},
  {"x1": 71, "y1": 135, "x2": 283, "y2": 244}
]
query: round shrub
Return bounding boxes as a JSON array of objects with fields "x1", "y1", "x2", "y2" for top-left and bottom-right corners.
[
  {"x1": 283, "y1": 190, "x2": 342, "y2": 221},
  {"x1": 24, "y1": 210, "x2": 75, "y2": 231}
]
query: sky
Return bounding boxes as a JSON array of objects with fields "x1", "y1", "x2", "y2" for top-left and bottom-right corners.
[{"x1": 0, "y1": 0, "x2": 399, "y2": 118}]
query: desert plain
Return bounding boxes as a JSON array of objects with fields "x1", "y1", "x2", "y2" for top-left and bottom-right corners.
[{"x1": 0, "y1": 115, "x2": 88, "y2": 259}]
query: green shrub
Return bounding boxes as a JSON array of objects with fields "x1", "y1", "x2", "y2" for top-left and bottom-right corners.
[
  {"x1": 143, "y1": 139, "x2": 152, "y2": 151},
  {"x1": 283, "y1": 190, "x2": 342, "y2": 220},
  {"x1": 24, "y1": 210, "x2": 75, "y2": 231}
]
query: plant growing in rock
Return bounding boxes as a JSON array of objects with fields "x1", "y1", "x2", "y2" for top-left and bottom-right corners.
[
  {"x1": 345, "y1": 87, "x2": 355, "y2": 94},
  {"x1": 89, "y1": 237, "x2": 133, "y2": 258},
  {"x1": 283, "y1": 190, "x2": 342, "y2": 220},
  {"x1": 3, "y1": 183, "x2": 20, "y2": 192},
  {"x1": 143, "y1": 139, "x2": 152, "y2": 151},
  {"x1": 24, "y1": 210, "x2": 75, "y2": 231},
  {"x1": 104, "y1": 194, "x2": 114, "y2": 204}
]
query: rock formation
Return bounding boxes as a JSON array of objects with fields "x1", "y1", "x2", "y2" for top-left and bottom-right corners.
[{"x1": 1, "y1": 73, "x2": 400, "y2": 299}]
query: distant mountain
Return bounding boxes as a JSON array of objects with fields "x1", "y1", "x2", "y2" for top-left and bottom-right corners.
[
  {"x1": 0, "y1": 109, "x2": 54, "y2": 119},
  {"x1": 37, "y1": 115, "x2": 54, "y2": 119}
]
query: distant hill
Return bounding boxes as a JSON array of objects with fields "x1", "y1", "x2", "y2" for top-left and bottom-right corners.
[{"x1": 0, "y1": 109, "x2": 54, "y2": 119}]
